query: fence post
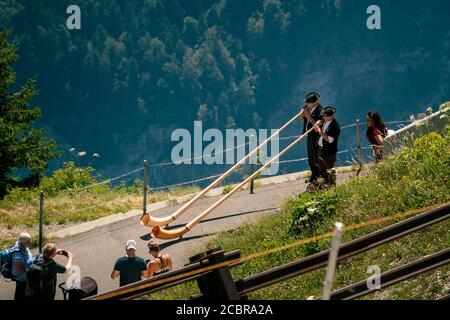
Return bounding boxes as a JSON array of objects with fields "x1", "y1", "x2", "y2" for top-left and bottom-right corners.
[
  {"x1": 190, "y1": 248, "x2": 241, "y2": 300},
  {"x1": 249, "y1": 134, "x2": 257, "y2": 194},
  {"x1": 39, "y1": 191, "x2": 44, "y2": 254},
  {"x1": 322, "y1": 222, "x2": 344, "y2": 300},
  {"x1": 250, "y1": 163, "x2": 255, "y2": 194},
  {"x1": 356, "y1": 119, "x2": 363, "y2": 164},
  {"x1": 143, "y1": 160, "x2": 148, "y2": 215}
]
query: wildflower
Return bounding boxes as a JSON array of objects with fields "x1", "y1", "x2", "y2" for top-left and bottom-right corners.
[{"x1": 307, "y1": 207, "x2": 318, "y2": 214}]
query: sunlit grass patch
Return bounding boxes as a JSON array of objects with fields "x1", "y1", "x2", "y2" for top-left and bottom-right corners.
[{"x1": 147, "y1": 127, "x2": 450, "y2": 300}]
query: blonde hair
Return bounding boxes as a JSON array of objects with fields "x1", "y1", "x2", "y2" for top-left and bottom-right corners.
[{"x1": 43, "y1": 243, "x2": 57, "y2": 257}]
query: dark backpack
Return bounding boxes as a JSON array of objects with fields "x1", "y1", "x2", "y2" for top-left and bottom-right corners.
[
  {"x1": 26, "y1": 255, "x2": 52, "y2": 295},
  {"x1": 0, "y1": 246, "x2": 22, "y2": 280}
]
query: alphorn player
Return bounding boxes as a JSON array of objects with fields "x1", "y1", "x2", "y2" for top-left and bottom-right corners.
[
  {"x1": 315, "y1": 106, "x2": 341, "y2": 188},
  {"x1": 300, "y1": 92, "x2": 324, "y2": 184}
]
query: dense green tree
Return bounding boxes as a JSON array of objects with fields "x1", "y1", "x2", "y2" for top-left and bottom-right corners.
[
  {"x1": 263, "y1": 0, "x2": 291, "y2": 35},
  {"x1": 247, "y1": 14, "x2": 265, "y2": 42},
  {"x1": 0, "y1": 0, "x2": 307, "y2": 134},
  {"x1": 0, "y1": 30, "x2": 59, "y2": 197},
  {"x1": 0, "y1": 0, "x2": 445, "y2": 185},
  {"x1": 182, "y1": 17, "x2": 200, "y2": 46}
]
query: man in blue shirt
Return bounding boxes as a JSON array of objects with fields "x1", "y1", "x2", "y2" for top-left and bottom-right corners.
[
  {"x1": 11, "y1": 232, "x2": 33, "y2": 300},
  {"x1": 111, "y1": 240, "x2": 147, "y2": 287}
]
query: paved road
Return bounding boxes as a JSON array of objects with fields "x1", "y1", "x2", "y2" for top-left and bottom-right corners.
[{"x1": 0, "y1": 173, "x2": 354, "y2": 300}]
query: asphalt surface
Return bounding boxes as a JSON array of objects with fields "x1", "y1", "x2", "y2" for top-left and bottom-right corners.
[{"x1": 0, "y1": 172, "x2": 354, "y2": 300}]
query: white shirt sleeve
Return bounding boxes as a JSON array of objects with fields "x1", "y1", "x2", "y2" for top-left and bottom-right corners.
[{"x1": 320, "y1": 121, "x2": 334, "y2": 146}]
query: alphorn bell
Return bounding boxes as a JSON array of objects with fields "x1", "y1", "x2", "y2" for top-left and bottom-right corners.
[
  {"x1": 140, "y1": 110, "x2": 308, "y2": 227},
  {"x1": 150, "y1": 121, "x2": 322, "y2": 240}
]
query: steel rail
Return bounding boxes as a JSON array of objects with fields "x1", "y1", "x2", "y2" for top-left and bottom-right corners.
[
  {"x1": 236, "y1": 203, "x2": 449, "y2": 295},
  {"x1": 328, "y1": 248, "x2": 450, "y2": 300}
]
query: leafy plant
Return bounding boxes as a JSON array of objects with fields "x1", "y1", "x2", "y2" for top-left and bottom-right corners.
[
  {"x1": 39, "y1": 162, "x2": 99, "y2": 196},
  {"x1": 286, "y1": 191, "x2": 338, "y2": 237}
]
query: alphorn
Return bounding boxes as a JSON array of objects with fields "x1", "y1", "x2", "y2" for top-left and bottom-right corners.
[
  {"x1": 140, "y1": 110, "x2": 308, "y2": 227},
  {"x1": 150, "y1": 121, "x2": 322, "y2": 240}
]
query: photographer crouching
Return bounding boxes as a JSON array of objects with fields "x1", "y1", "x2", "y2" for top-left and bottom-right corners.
[{"x1": 26, "y1": 243, "x2": 74, "y2": 301}]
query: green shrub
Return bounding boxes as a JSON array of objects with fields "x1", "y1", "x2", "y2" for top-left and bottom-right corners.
[
  {"x1": 39, "y1": 161, "x2": 99, "y2": 196},
  {"x1": 0, "y1": 162, "x2": 102, "y2": 208},
  {"x1": 0, "y1": 186, "x2": 39, "y2": 207},
  {"x1": 286, "y1": 191, "x2": 338, "y2": 237}
]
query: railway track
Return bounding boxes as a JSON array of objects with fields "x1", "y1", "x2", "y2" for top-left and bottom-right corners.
[
  {"x1": 237, "y1": 203, "x2": 449, "y2": 296},
  {"x1": 328, "y1": 248, "x2": 450, "y2": 300}
]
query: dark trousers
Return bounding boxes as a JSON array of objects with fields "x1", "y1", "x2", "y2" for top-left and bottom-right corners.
[
  {"x1": 14, "y1": 281, "x2": 27, "y2": 301},
  {"x1": 307, "y1": 136, "x2": 321, "y2": 181},
  {"x1": 318, "y1": 148, "x2": 337, "y2": 186}
]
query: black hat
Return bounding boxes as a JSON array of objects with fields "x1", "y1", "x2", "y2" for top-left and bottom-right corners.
[
  {"x1": 323, "y1": 106, "x2": 336, "y2": 116},
  {"x1": 305, "y1": 92, "x2": 320, "y2": 104}
]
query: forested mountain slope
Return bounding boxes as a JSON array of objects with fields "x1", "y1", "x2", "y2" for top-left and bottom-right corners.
[{"x1": 1, "y1": 0, "x2": 449, "y2": 184}]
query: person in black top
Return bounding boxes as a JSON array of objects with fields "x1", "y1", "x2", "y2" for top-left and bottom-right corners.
[
  {"x1": 111, "y1": 240, "x2": 147, "y2": 287},
  {"x1": 300, "y1": 92, "x2": 324, "y2": 183},
  {"x1": 143, "y1": 239, "x2": 173, "y2": 278},
  {"x1": 366, "y1": 111, "x2": 388, "y2": 161},
  {"x1": 315, "y1": 106, "x2": 341, "y2": 187},
  {"x1": 27, "y1": 243, "x2": 74, "y2": 300}
]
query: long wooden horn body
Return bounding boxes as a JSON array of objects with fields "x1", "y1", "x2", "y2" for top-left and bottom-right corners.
[
  {"x1": 150, "y1": 120, "x2": 321, "y2": 240},
  {"x1": 140, "y1": 111, "x2": 307, "y2": 227}
]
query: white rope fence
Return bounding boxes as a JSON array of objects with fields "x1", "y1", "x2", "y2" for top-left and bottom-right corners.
[
  {"x1": 386, "y1": 120, "x2": 412, "y2": 125},
  {"x1": 65, "y1": 169, "x2": 246, "y2": 214},
  {"x1": 26, "y1": 115, "x2": 416, "y2": 221},
  {"x1": 148, "y1": 146, "x2": 377, "y2": 191},
  {"x1": 148, "y1": 140, "x2": 251, "y2": 168},
  {"x1": 48, "y1": 167, "x2": 144, "y2": 197},
  {"x1": 63, "y1": 145, "x2": 394, "y2": 213},
  {"x1": 150, "y1": 168, "x2": 245, "y2": 192},
  {"x1": 72, "y1": 167, "x2": 144, "y2": 192},
  {"x1": 63, "y1": 118, "x2": 412, "y2": 194}
]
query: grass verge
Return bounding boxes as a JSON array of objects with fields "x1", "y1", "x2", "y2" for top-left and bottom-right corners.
[
  {"x1": 0, "y1": 163, "x2": 200, "y2": 248},
  {"x1": 148, "y1": 127, "x2": 450, "y2": 300}
]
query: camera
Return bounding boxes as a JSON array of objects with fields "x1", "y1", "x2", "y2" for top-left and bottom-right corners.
[{"x1": 61, "y1": 250, "x2": 69, "y2": 257}]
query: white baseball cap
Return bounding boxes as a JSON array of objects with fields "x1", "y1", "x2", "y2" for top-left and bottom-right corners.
[{"x1": 126, "y1": 240, "x2": 137, "y2": 250}]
